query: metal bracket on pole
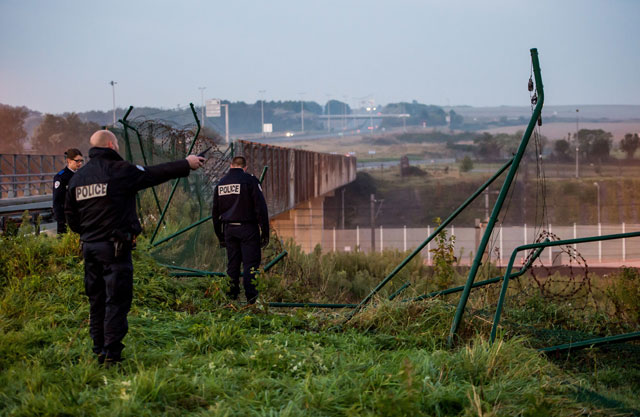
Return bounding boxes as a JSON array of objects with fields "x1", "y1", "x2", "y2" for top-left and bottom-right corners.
[{"x1": 448, "y1": 48, "x2": 544, "y2": 347}]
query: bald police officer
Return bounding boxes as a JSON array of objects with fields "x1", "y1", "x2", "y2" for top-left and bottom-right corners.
[
  {"x1": 212, "y1": 156, "x2": 269, "y2": 304},
  {"x1": 65, "y1": 130, "x2": 204, "y2": 366},
  {"x1": 52, "y1": 148, "x2": 83, "y2": 234}
]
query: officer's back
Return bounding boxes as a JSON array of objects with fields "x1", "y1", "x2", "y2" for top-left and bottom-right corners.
[
  {"x1": 66, "y1": 136, "x2": 192, "y2": 242},
  {"x1": 214, "y1": 167, "x2": 267, "y2": 225}
]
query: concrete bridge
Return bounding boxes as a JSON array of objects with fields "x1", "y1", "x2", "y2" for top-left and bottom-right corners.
[
  {"x1": 0, "y1": 143, "x2": 357, "y2": 250},
  {"x1": 235, "y1": 140, "x2": 356, "y2": 252}
]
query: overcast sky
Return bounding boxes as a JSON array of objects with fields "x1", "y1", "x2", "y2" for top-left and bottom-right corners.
[{"x1": 1, "y1": 0, "x2": 639, "y2": 114}]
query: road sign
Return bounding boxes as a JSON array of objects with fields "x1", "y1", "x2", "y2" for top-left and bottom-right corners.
[
  {"x1": 206, "y1": 99, "x2": 221, "y2": 117},
  {"x1": 263, "y1": 123, "x2": 273, "y2": 133}
]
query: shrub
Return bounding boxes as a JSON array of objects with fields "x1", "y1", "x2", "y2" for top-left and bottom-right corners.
[
  {"x1": 606, "y1": 267, "x2": 640, "y2": 322},
  {"x1": 430, "y1": 218, "x2": 457, "y2": 289},
  {"x1": 459, "y1": 155, "x2": 474, "y2": 172}
]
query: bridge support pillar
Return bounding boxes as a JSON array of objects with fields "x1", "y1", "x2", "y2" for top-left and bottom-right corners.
[{"x1": 272, "y1": 195, "x2": 325, "y2": 253}]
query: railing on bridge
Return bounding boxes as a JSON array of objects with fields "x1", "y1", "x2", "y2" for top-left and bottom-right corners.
[
  {"x1": 0, "y1": 154, "x2": 65, "y2": 199},
  {"x1": 235, "y1": 140, "x2": 357, "y2": 217}
]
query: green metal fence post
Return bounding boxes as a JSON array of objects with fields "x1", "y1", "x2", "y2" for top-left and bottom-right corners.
[
  {"x1": 263, "y1": 250, "x2": 288, "y2": 272},
  {"x1": 388, "y1": 282, "x2": 411, "y2": 301},
  {"x1": 448, "y1": 48, "x2": 544, "y2": 347},
  {"x1": 119, "y1": 107, "x2": 163, "y2": 216},
  {"x1": 539, "y1": 331, "x2": 640, "y2": 353},
  {"x1": 149, "y1": 103, "x2": 202, "y2": 244},
  {"x1": 259, "y1": 166, "x2": 268, "y2": 183},
  {"x1": 490, "y1": 249, "x2": 520, "y2": 343},
  {"x1": 122, "y1": 117, "x2": 134, "y2": 163},
  {"x1": 268, "y1": 302, "x2": 358, "y2": 309},
  {"x1": 159, "y1": 263, "x2": 226, "y2": 277},
  {"x1": 151, "y1": 215, "x2": 213, "y2": 247},
  {"x1": 118, "y1": 106, "x2": 142, "y2": 214}
]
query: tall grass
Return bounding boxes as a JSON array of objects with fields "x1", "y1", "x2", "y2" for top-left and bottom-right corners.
[{"x1": 1, "y1": 232, "x2": 639, "y2": 415}]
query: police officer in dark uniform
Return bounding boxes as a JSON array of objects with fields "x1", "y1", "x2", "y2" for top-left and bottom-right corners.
[
  {"x1": 65, "y1": 130, "x2": 204, "y2": 365},
  {"x1": 52, "y1": 148, "x2": 83, "y2": 234},
  {"x1": 212, "y1": 156, "x2": 269, "y2": 304}
]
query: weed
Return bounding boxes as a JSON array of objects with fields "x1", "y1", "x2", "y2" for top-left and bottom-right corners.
[
  {"x1": 606, "y1": 267, "x2": 640, "y2": 323},
  {"x1": 430, "y1": 217, "x2": 457, "y2": 290}
]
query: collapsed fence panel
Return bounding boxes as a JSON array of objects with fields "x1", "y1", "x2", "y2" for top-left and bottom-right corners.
[{"x1": 489, "y1": 231, "x2": 640, "y2": 346}]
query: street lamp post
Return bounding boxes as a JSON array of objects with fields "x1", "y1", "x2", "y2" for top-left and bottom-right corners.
[
  {"x1": 575, "y1": 109, "x2": 580, "y2": 178},
  {"x1": 299, "y1": 92, "x2": 305, "y2": 133},
  {"x1": 594, "y1": 181, "x2": 602, "y2": 262},
  {"x1": 593, "y1": 182, "x2": 601, "y2": 224},
  {"x1": 259, "y1": 90, "x2": 266, "y2": 137},
  {"x1": 198, "y1": 87, "x2": 206, "y2": 128},
  {"x1": 366, "y1": 104, "x2": 376, "y2": 134},
  {"x1": 326, "y1": 94, "x2": 332, "y2": 132},
  {"x1": 343, "y1": 95, "x2": 348, "y2": 131},
  {"x1": 109, "y1": 81, "x2": 117, "y2": 126}
]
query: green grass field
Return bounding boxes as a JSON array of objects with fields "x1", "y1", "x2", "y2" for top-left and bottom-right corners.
[{"x1": 1, "y1": 228, "x2": 640, "y2": 416}]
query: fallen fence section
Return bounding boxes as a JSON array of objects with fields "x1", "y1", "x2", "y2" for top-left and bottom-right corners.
[{"x1": 489, "y1": 231, "x2": 640, "y2": 349}]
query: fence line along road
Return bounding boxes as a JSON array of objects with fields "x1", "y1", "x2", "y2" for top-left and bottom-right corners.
[{"x1": 305, "y1": 223, "x2": 640, "y2": 267}]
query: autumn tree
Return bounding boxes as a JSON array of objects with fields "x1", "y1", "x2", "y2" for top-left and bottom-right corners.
[
  {"x1": 0, "y1": 105, "x2": 29, "y2": 153},
  {"x1": 576, "y1": 129, "x2": 613, "y2": 162},
  {"x1": 32, "y1": 113, "x2": 99, "y2": 155},
  {"x1": 474, "y1": 133, "x2": 501, "y2": 160},
  {"x1": 553, "y1": 139, "x2": 571, "y2": 161},
  {"x1": 619, "y1": 133, "x2": 640, "y2": 159}
]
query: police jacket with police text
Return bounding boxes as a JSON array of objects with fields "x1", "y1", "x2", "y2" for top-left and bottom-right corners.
[
  {"x1": 53, "y1": 166, "x2": 74, "y2": 224},
  {"x1": 211, "y1": 167, "x2": 269, "y2": 241},
  {"x1": 65, "y1": 147, "x2": 191, "y2": 242}
]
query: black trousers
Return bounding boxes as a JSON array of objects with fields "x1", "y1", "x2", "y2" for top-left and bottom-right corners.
[
  {"x1": 56, "y1": 221, "x2": 67, "y2": 235},
  {"x1": 225, "y1": 223, "x2": 261, "y2": 304},
  {"x1": 82, "y1": 240, "x2": 133, "y2": 360}
]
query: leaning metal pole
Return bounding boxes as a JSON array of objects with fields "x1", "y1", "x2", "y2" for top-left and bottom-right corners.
[
  {"x1": 343, "y1": 156, "x2": 514, "y2": 322},
  {"x1": 448, "y1": 48, "x2": 544, "y2": 346},
  {"x1": 539, "y1": 331, "x2": 640, "y2": 353},
  {"x1": 150, "y1": 103, "x2": 201, "y2": 244},
  {"x1": 119, "y1": 106, "x2": 162, "y2": 215}
]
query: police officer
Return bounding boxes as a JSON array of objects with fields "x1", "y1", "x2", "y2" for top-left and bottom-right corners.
[
  {"x1": 212, "y1": 156, "x2": 269, "y2": 304},
  {"x1": 52, "y1": 148, "x2": 83, "y2": 234},
  {"x1": 65, "y1": 130, "x2": 204, "y2": 366}
]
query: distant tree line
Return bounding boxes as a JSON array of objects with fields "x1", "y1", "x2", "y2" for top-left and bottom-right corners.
[
  {"x1": 403, "y1": 128, "x2": 638, "y2": 163},
  {"x1": 380, "y1": 101, "x2": 449, "y2": 129},
  {"x1": 2, "y1": 100, "x2": 639, "y2": 166}
]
